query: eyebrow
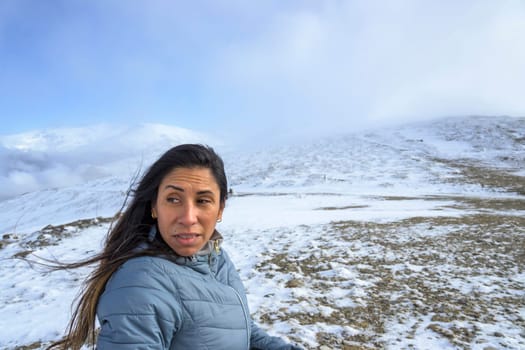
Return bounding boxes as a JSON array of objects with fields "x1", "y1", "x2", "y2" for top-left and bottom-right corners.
[{"x1": 164, "y1": 185, "x2": 215, "y2": 195}]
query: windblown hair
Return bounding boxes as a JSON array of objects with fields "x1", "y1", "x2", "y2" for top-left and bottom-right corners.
[{"x1": 47, "y1": 144, "x2": 228, "y2": 349}]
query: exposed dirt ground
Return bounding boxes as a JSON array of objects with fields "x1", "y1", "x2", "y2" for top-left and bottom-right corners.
[{"x1": 252, "y1": 201, "x2": 525, "y2": 349}]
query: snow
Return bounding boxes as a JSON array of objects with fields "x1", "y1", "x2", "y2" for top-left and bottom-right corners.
[{"x1": 0, "y1": 116, "x2": 524, "y2": 349}]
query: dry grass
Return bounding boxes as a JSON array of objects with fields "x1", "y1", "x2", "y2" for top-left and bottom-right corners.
[
  {"x1": 254, "y1": 213, "x2": 525, "y2": 349},
  {"x1": 11, "y1": 342, "x2": 44, "y2": 350},
  {"x1": 1, "y1": 216, "x2": 118, "y2": 259},
  {"x1": 432, "y1": 157, "x2": 525, "y2": 195}
]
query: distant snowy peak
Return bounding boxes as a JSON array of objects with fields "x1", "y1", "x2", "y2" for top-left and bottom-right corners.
[
  {"x1": 0, "y1": 123, "x2": 212, "y2": 153},
  {"x1": 0, "y1": 123, "x2": 216, "y2": 201}
]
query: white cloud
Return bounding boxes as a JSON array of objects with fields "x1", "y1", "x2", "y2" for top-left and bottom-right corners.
[
  {"x1": 2, "y1": 1, "x2": 524, "y2": 143},
  {"x1": 212, "y1": 0, "x2": 525, "y2": 137}
]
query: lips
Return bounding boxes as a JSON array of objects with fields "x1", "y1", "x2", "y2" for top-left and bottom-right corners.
[{"x1": 173, "y1": 233, "x2": 201, "y2": 246}]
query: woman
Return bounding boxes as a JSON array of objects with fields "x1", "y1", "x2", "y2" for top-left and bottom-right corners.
[{"x1": 48, "y1": 144, "x2": 302, "y2": 350}]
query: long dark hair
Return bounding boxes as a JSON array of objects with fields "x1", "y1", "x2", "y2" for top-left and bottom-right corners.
[{"x1": 47, "y1": 144, "x2": 228, "y2": 349}]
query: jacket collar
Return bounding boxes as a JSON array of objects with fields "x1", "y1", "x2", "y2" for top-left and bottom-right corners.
[
  {"x1": 172, "y1": 230, "x2": 223, "y2": 267},
  {"x1": 196, "y1": 230, "x2": 223, "y2": 256},
  {"x1": 137, "y1": 229, "x2": 224, "y2": 270}
]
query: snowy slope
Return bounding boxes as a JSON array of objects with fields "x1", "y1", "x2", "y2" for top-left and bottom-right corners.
[
  {"x1": 226, "y1": 116, "x2": 524, "y2": 196},
  {"x1": 0, "y1": 116, "x2": 524, "y2": 350}
]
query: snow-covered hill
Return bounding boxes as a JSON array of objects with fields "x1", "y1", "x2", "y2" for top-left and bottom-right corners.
[
  {"x1": 0, "y1": 116, "x2": 524, "y2": 350},
  {"x1": 0, "y1": 123, "x2": 213, "y2": 201},
  {"x1": 226, "y1": 115, "x2": 524, "y2": 195}
]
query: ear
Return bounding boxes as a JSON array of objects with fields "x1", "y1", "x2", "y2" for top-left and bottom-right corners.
[
  {"x1": 217, "y1": 202, "x2": 225, "y2": 221},
  {"x1": 151, "y1": 204, "x2": 157, "y2": 219}
]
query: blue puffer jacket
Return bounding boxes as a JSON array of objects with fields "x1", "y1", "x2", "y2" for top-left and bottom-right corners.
[{"x1": 96, "y1": 235, "x2": 296, "y2": 349}]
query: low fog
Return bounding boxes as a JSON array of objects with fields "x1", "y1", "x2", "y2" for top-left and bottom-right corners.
[{"x1": 0, "y1": 124, "x2": 211, "y2": 200}]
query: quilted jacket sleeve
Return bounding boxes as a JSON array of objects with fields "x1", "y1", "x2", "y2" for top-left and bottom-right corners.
[
  {"x1": 96, "y1": 257, "x2": 182, "y2": 349},
  {"x1": 249, "y1": 320, "x2": 299, "y2": 350}
]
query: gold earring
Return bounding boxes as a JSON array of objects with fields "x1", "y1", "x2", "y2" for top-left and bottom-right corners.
[{"x1": 152, "y1": 211, "x2": 157, "y2": 219}]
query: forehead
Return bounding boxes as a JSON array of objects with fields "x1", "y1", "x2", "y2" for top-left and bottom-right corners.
[{"x1": 160, "y1": 167, "x2": 219, "y2": 190}]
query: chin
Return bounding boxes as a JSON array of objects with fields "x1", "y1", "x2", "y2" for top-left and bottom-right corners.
[{"x1": 173, "y1": 245, "x2": 202, "y2": 257}]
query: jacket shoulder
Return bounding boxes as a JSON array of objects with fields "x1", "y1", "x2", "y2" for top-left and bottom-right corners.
[
  {"x1": 105, "y1": 256, "x2": 178, "y2": 289},
  {"x1": 96, "y1": 256, "x2": 183, "y2": 348},
  {"x1": 98, "y1": 256, "x2": 182, "y2": 320}
]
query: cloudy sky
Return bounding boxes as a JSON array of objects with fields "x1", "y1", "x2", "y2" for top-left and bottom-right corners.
[{"x1": 1, "y1": 0, "x2": 524, "y2": 141}]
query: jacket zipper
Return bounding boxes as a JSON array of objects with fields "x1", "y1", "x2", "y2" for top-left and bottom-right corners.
[
  {"x1": 209, "y1": 256, "x2": 250, "y2": 349},
  {"x1": 228, "y1": 285, "x2": 251, "y2": 350}
]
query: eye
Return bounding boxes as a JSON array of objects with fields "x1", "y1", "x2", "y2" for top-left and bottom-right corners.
[
  {"x1": 197, "y1": 198, "x2": 213, "y2": 205},
  {"x1": 166, "y1": 196, "x2": 180, "y2": 204}
]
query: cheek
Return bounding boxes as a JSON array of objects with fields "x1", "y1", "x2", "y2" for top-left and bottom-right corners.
[{"x1": 156, "y1": 210, "x2": 173, "y2": 233}]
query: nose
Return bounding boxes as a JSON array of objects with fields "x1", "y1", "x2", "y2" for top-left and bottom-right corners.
[{"x1": 178, "y1": 202, "x2": 198, "y2": 226}]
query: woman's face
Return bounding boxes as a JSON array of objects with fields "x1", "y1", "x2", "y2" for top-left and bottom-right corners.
[{"x1": 152, "y1": 167, "x2": 224, "y2": 257}]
